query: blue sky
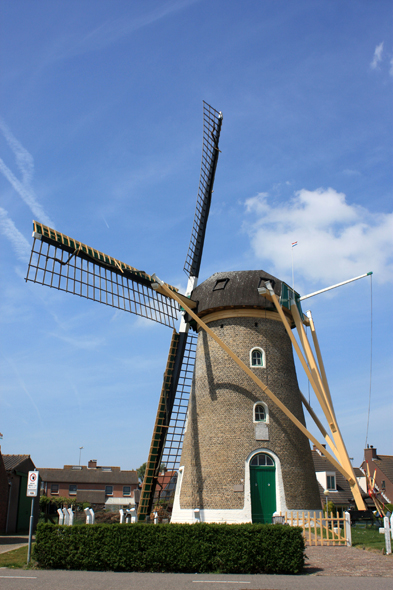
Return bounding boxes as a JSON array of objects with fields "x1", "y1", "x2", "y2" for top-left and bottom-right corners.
[{"x1": 0, "y1": 0, "x2": 392, "y2": 472}]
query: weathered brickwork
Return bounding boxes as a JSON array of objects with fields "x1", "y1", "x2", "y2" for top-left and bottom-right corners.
[{"x1": 179, "y1": 315, "x2": 321, "y2": 511}]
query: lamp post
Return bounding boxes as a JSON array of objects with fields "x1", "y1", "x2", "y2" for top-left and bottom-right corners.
[
  {"x1": 79, "y1": 446, "x2": 83, "y2": 466},
  {"x1": 323, "y1": 489, "x2": 329, "y2": 515}
]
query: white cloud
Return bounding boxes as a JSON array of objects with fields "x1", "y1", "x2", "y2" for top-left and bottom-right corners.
[
  {"x1": 0, "y1": 119, "x2": 54, "y2": 227},
  {"x1": 243, "y1": 188, "x2": 393, "y2": 286},
  {"x1": 48, "y1": 331, "x2": 105, "y2": 350},
  {"x1": 370, "y1": 42, "x2": 383, "y2": 69},
  {"x1": 44, "y1": 0, "x2": 200, "y2": 63},
  {"x1": 0, "y1": 207, "x2": 31, "y2": 262}
]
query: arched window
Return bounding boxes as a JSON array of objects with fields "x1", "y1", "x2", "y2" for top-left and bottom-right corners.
[
  {"x1": 253, "y1": 401, "x2": 269, "y2": 423},
  {"x1": 250, "y1": 347, "x2": 265, "y2": 368},
  {"x1": 250, "y1": 453, "x2": 275, "y2": 466}
]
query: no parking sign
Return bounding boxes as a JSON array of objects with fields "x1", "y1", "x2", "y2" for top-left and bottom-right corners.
[{"x1": 27, "y1": 470, "x2": 39, "y2": 497}]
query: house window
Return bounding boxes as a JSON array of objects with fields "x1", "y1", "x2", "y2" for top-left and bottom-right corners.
[
  {"x1": 123, "y1": 486, "x2": 131, "y2": 496},
  {"x1": 51, "y1": 484, "x2": 59, "y2": 495},
  {"x1": 105, "y1": 485, "x2": 113, "y2": 496},
  {"x1": 69, "y1": 484, "x2": 77, "y2": 495},
  {"x1": 381, "y1": 480, "x2": 386, "y2": 489},
  {"x1": 327, "y1": 474, "x2": 336, "y2": 490},
  {"x1": 250, "y1": 347, "x2": 265, "y2": 368}
]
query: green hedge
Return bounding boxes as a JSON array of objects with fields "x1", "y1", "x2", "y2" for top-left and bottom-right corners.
[{"x1": 34, "y1": 522, "x2": 305, "y2": 574}]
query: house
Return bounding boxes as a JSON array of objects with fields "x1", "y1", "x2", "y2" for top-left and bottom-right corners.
[
  {"x1": 1, "y1": 453, "x2": 40, "y2": 533},
  {"x1": 360, "y1": 445, "x2": 393, "y2": 504},
  {"x1": 39, "y1": 459, "x2": 139, "y2": 510},
  {"x1": 0, "y1": 450, "x2": 8, "y2": 533},
  {"x1": 311, "y1": 447, "x2": 357, "y2": 514},
  {"x1": 154, "y1": 470, "x2": 177, "y2": 502}
]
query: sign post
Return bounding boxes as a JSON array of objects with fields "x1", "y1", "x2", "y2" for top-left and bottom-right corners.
[{"x1": 26, "y1": 470, "x2": 39, "y2": 564}]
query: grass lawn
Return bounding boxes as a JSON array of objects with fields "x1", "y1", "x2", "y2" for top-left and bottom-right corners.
[
  {"x1": 0, "y1": 545, "x2": 31, "y2": 569},
  {"x1": 351, "y1": 525, "x2": 388, "y2": 552}
]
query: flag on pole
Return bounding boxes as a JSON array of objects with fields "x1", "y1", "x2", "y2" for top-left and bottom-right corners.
[{"x1": 292, "y1": 241, "x2": 298, "y2": 247}]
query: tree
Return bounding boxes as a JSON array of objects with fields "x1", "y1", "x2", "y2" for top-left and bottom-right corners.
[
  {"x1": 137, "y1": 462, "x2": 167, "y2": 482},
  {"x1": 137, "y1": 463, "x2": 146, "y2": 482}
]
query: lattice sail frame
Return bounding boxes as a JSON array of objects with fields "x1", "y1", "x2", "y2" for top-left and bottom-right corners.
[
  {"x1": 184, "y1": 101, "x2": 223, "y2": 278},
  {"x1": 137, "y1": 331, "x2": 198, "y2": 521},
  {"x1": 26, "y1": 221, "x2": 179, "y2": 328},
  {"x1": 157, "y1": 332, "x2": 198, "y2": 508}
]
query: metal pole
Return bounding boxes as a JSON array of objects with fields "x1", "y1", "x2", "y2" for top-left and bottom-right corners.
[
  {"x1": 27, "y1": 496, "x2": 34, "y2": 564},
  {"x1": 299, "y1": 272, "x2": 373, "y2": 301}
]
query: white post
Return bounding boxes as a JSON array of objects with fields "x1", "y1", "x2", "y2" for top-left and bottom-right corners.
[
  {"x1": 384, "y1": 516, "x2": 392, "y2": 554},
  {"x1": 67, "y1": 508, "x2": 74, "y2": 526},
  {"x1": 119, "y1": 509, "x2": 125, "y2": 524},
  {"x1": 84, "y1": 507, "x2": 91, "y2": 524},
  {"x1": 390, "y1": 513, "x2": 393, "y2": 540},
  {"x1": 153, "y1": 511, "x2": 158, "y2": 524},
  {"x1": 89, "y1": 508, "x2": 95, "y2": 524},
  {"x1": 130, "y1": 508, "x2": 137, "y2": 523},
  {"x1": 62, "y1": 507, "x2": 68, "y2": 525},
  {"x1": 344, "y1": 511, "x2": 352, "y2": 547},
  {"x1": 57, "y1": 508, "x2": 64, "y2": 525}
]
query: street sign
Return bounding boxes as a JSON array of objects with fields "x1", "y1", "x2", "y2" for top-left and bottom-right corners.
[{"x1": 27, "y1": 470, "x2": 39, "y2": 497}]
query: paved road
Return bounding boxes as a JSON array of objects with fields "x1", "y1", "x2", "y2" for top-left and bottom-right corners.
[{"x1": 0, "y1": 569, "x2": 392, "y2": 590}]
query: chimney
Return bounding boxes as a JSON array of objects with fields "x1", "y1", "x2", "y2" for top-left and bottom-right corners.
[
  {"x1": 364, "y1": 446, "x2": 377, "y2": 462},
  {"x1": 88, "y1": 459, "x2": 97, "y2": 469}
]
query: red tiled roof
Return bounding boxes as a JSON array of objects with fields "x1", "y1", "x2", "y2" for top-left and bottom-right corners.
[{"x1": 156, "y1": 471, "x2": 176, "y2": 490}]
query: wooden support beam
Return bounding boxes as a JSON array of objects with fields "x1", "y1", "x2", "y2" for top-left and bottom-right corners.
[
  {"x1": 290, "y1": 302, "x2": 366, "y2": 511},
  {"x1": 307, "y1": 311, "x2": 336, "y2": 421},
  {"x1": 154, "y1": 276, "x2": 354, "y2": 485},
  {"x1": 261, "y1": 287, "x2": 335, "y2": 429},
  {"x1": 291, "y1": 303, "x2": 336, "y2": 432},
  {"x1": 299, "y1": 391, "x2": 338, "y2": 459}
]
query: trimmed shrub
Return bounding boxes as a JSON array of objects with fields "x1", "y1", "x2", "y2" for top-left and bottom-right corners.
[{"x1": 34, "y1": 522, "x2": 305, "y2": 574}]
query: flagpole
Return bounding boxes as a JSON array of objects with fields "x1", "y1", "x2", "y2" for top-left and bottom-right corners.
[
  {"x1": 291, "y1": 241, "x2": 297, "y2": 291},
  {"x1": 292, "y1": 246, "x2": 294, "y2": 291}
]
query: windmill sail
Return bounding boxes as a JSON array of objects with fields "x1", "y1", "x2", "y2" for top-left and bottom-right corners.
[
  {"x1": 137, "y1": 331, "x2": 198, "y2": 521},
  {"x1": 139, "y1": 103, "x2": 223, "y2": 520},
  {"x1": 25, "y1": 221, "x2": 180, "y2": 328},
  {"x1": 184, "y1": 101, "x2": 223, "y2": 279}
]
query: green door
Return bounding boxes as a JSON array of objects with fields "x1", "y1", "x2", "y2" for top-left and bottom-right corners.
[
  {"x1": 17, "y1": 473, "x2": 31, "y2": 533},
  {"x1": 250, "y1": 453, "x2": 276, "y2": 523}
]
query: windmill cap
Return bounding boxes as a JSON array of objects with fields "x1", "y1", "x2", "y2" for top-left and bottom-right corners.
[{"x1": 191, "y1": 270, "x2": 283, "y2": 317}]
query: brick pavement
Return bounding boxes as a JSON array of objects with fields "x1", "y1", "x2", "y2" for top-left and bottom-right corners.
[{"x1": 303, "y1": 545, "x2": 393, "y2": 576}]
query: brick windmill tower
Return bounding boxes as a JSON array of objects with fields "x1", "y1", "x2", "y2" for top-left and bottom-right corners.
[{"x1": 25, "y1": 102, "x2": 366, "y2": 523}]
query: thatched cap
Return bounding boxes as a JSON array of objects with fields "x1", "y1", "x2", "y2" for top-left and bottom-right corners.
[{"x1": 191, "y1": 270, "x2": 282, "y2": 317}]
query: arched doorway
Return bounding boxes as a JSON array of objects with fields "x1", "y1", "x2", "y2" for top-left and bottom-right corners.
[{"x1": 250, "y1": 453, "x2": 276, "y2": 523}]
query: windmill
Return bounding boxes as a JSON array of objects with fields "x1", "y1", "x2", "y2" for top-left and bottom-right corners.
[{"x1": 26, "y1": 102, "x2": 367, "y2": 524}]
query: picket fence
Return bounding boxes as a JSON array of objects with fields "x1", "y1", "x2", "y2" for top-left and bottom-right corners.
[{"x1": 278, "y1": 511, "x2": 351, "y2": 546}]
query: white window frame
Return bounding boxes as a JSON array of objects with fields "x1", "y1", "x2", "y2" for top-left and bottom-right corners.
[
  {"x1": 69, "y1": 484, "x2": 77, "y2": 495},
  {"x1": 250, "y1": 347, "x2": 265, "y2": 368},
  {"x1": 326, "y1": 472, "x2": 336, "y2": 491},
  {"x1": 50, "y1": 483, "x2": 59, "y2": 495},
  {"x1": 123, "y1": 486, "x2": 131, "y2": 496},
  {"x1": 105, "y1": 485, "x2": 113, "y2": 496},
  {"x1": 253, "y1": 401, "x2": 269, "y2": 424}
]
